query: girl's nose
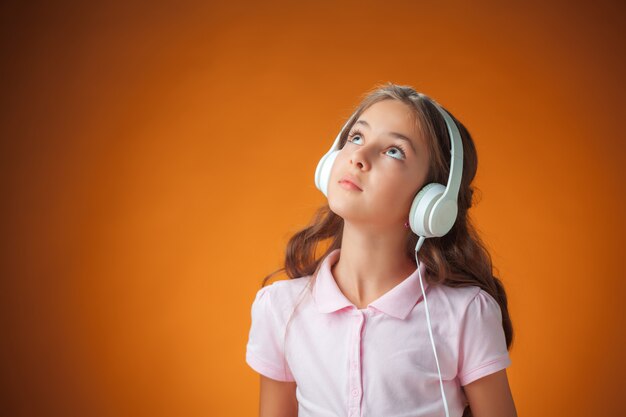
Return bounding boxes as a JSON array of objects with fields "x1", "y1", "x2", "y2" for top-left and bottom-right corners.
[{"x1": 349, "y1": 146, "x2": 370, "y2": 170}]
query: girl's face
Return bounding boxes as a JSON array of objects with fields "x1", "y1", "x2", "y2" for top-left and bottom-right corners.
[{"x1": 328, "y1": 99, "x2": 430, "y2": 231}]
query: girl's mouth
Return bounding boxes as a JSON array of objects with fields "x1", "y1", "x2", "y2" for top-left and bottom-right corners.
[{"x1": 339, "y1": 180, "x2": 362, "y2": 191}]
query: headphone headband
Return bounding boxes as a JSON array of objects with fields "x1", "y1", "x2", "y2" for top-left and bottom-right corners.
[{"x1": 425, "y1": 98, "x2": 463, "y2": 203}]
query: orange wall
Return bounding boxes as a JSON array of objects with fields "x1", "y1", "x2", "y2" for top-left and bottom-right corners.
[{"x1": 1, "y1": 1, "x2": 624, "y2": 416}]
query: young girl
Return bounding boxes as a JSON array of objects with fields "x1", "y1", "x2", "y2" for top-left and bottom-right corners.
[{"x1": 246, "y1": 82, "x2": 517, "y2": 417}]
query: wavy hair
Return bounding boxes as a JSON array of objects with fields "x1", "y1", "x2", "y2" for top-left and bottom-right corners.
[{"x1": 259, "y1": 82, "x2": 514, "y2": 417}]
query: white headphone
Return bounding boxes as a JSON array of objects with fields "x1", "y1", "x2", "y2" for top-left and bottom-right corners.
[
  {"x1": 314, "y1": 93, "x2": 464, "y2": 417},
  {"x1": 314, "y1": 94, "x2": 463, "y2": 252}
]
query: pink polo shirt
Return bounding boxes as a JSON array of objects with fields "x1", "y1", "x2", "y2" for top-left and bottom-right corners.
[{"x1": 246, "y1": 248, "x2": 511, "y2": 417}]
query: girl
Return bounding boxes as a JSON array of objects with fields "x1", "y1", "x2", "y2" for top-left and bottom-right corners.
[{"x1": 246, "y1": 82, "x2": 517, "y2": 417}]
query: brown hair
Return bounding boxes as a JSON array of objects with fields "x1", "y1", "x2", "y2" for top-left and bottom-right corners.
[{"x1": 259, "y1": 82, "x2": 514, "y2": 416}]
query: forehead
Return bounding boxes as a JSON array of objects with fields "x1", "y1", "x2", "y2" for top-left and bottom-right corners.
[
  {"x1": 361, "y1": 99, "x2": 418, "y2": 129},
  {"x1": 357, "y1": 99, "x2": 424, "y2": 145}
]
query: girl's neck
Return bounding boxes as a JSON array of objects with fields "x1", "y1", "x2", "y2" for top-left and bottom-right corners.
[{"x1": 331, "y1": 222, "x2": 416, "y2": 308}]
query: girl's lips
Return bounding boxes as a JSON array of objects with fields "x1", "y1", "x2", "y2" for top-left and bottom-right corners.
[{"x1": 339, "y1": 180, "x2": 362, "y2": 191}]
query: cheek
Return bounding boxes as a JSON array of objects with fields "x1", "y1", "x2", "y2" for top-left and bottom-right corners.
[
  {"x1": 374, "y1": 172, "x2": 420, "y2": 203},
  {"x1": 330, "y1": 150, "x2": 352, "y2": 180},
  {"x1": 328, "y1": 154, "x2": 343, "y2": 182}
]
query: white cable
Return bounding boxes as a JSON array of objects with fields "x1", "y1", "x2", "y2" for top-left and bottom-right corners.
[{"x1": 415, "y1": 237, "x2": 450, "y2": 417}]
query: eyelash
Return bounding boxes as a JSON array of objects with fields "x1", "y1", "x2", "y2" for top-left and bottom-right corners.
[{"x1": 347, "y1": 128, "x2": 408, "y2": 159}]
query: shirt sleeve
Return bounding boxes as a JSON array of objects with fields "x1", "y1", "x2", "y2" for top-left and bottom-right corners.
[
  {"x1": 245, "y1": 285, "x2": 296, "y2": 382},
  {"x1": 457, "y1": 289, "x2": 511, "y2": 386}
]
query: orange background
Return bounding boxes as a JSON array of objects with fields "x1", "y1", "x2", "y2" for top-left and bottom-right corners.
[{"x1": 1, "y1": 1, "x2": 624, "y2": 416}]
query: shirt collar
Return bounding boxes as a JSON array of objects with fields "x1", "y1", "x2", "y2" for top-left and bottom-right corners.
[{"x1": 312, "y1": 248, "x2": 429, "y2": 320}]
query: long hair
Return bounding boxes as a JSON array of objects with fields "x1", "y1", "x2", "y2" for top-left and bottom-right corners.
[{"x1": 259, "y1": 82, "x2": 514, "y2": 417}]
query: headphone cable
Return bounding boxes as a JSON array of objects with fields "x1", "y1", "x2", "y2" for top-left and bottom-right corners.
[{"x1": 415, "y1": 235, "x2": 450, "y2": 417}]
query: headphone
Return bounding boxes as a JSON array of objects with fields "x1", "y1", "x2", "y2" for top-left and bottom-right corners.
[
  {"x1": 314, "y1": 93, "x2": 464, "y2": 252},
  {"x1": 313, "y1": 93, "x2": 464, "y2": 417}
]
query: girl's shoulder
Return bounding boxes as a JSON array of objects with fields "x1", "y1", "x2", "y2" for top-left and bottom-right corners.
[
  {"x1": 430, "y1": 283, "x2": 498, "y2": 317},
  {"x1": 254, "y1": 276, "x2": 312, "y2": 316},
  {"x1": 431, "y1": 282, "x2": 482, "y2": 304}
]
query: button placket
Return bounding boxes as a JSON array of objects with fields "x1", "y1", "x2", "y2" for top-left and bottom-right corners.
[{"x1": 348, "y1": 310, "x2": 365, "y2": 417}]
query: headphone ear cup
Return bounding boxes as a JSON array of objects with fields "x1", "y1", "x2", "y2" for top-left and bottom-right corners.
[
  {"x1": 314, "y1": 150, "x2": 340, "y2": 197},
  {"x1": 430, "y1": 195, "x2": 459, "y2": 237},
  {"x1": 409, "y1": 183, "x2": 446, "y2": 237}
]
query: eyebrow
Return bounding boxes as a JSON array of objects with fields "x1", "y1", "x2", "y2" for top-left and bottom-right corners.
[{"x1": 353, "y1": 120, "x2": 417, "y2": 153}]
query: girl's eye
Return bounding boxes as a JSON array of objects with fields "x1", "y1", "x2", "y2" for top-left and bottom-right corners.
[
  {"x1": 348, "y1": 132, "x2": 364, "y2": 145},
  {"x1": 386, "y1": 145, "x2": 407, "y2": 160},
  {"x1": 347, "y1": 129, "x2": 407, "y2": 160}
]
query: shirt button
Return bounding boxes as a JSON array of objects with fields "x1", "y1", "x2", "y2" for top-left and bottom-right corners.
[{"x1": 352, "y1": 388, "x2": 359, "y2": 397}]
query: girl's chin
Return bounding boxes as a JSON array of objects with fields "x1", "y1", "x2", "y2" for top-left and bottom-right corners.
[
  {"x1": 328, "y1": 198, "x2": 364, "y2": 211},
  {"x1": 329, "y1": 206, "x2": 381, "y2": 222},
  {"x1": 330, "y1": 203, "x2": 405, "y2": 226}
]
